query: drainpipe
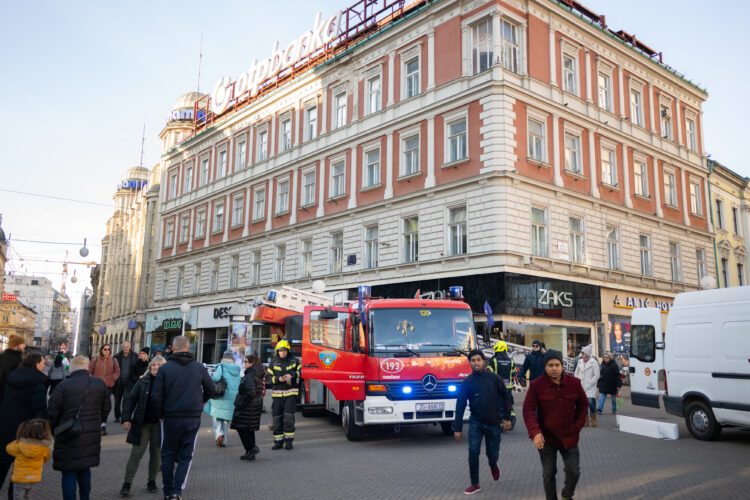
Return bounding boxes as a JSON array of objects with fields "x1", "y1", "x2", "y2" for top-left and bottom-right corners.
[{"x1": 707, "y1": 159, "x2": 721, "y2": 287}]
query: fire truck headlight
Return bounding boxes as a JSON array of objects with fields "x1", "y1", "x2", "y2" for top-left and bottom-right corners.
[
  {"x1": 367, "y1": 406, "x2": 394, "y2": 415},
  {"x1": 402, "y1": 385, "x2": 413, "y2": 394},
  {"x1": 448, "y1": 384, "x2": 457, "y2": 393}
]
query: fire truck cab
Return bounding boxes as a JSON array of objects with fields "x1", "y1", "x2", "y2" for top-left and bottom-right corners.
[{"x1": 301, "y1": 286, "x2": 476, "y2": 440}]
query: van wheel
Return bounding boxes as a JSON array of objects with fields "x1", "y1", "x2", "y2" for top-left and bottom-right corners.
[
  {"x1": 342, "y1": 401, "x2": 363, "y2": 441},
  {"x1": 685, "y1": 401, "x2": 722, "y2": 441},
  {"x1": 440, "y1": 421, "x2": 454, "y2": 436}
]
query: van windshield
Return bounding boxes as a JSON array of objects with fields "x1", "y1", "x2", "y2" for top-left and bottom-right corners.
[
  {"x1": 370, "y1": 307, "x2": 476, "y2": 357},
  {"x1": 630, "y1": 325, "x2": 655, "y2": 362}
]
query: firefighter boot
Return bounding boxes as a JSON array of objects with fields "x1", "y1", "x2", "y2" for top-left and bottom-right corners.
[
  {"x1": 591, "y1": 412, "x2": 598, "y2": 427},
  {"x1": 272, "y1": 440, "x2": 284, "y2": 450},
  {"x1": 285, "y1": 438, "x2": 294, "y2": 450}
]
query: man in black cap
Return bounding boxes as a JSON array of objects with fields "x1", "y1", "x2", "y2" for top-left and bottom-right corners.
[
  {"x1": 519, "y1": 340, "x2": 545, "y2": 383},
  {"x1": 523, "y1": 350, "x2": 587, "y2": 500}
]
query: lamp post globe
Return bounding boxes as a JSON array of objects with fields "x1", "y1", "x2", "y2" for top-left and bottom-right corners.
[{"x1": 180, "y1": 302, "x2": 190, "y2": 335}]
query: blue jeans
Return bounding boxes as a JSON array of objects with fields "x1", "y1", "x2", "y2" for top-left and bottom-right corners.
[
  {"x1": 467, "y1": 418, "x2": 501, "y2": 486},
  {"x1": 61, "y1": 468, "x2": 91, "y2": 500},
  {"x1": 212, "y1": 417, "x2": 229, "y2": 441},
  {"x1": 161, "y1": 417, "x2": 201, "y2": 497},
  {"x1": 597, "y1": 393, "x2": 617, "y2": 413},
  {"x1": 587, "y1": 397, "x2": 596, "y2": 415}
]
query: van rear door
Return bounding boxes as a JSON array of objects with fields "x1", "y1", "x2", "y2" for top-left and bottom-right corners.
[{"x1": 629, "y1": 308, "x2": 664, "y2": 408}]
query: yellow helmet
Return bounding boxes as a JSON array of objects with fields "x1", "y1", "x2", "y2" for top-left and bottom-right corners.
[
  {"x1": 493, "y1": 341, "x2": 508, "y2": 353},
  {"x1": 275, "y1": 340, "x2": 291, "y2": 352}
]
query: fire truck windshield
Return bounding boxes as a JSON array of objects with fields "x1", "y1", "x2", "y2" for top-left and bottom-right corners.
[{"x1": 370, "y1": 307, "x2": 476, "y2": 356}]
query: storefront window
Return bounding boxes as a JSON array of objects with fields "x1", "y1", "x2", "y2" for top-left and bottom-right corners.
[
  {"x1": 150, "y1": 330, "x2": 198, "y2": 358},
  {"x1": 501, "y1": 321, "x2": 590, "y2": 355}
]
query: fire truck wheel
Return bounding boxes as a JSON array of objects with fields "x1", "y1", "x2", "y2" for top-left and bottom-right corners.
[
  {"x1": 342, "y1": 401, "x2": 363, "y2": 441},
  {"x1": 440, "y1": 421, "x2": 454, "y2": 436}
]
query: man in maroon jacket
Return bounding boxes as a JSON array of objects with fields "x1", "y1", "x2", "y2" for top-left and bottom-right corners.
[{"x1": 523, "y1": 349, "x2": 587, "y2": 500}]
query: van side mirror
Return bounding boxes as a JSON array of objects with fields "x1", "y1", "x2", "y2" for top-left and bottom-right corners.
[{"x1": 655, "y1": 342, "x2": 665, "y2": 350}]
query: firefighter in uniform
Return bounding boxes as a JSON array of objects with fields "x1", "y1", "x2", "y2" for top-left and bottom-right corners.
[
  {"x1": 268, "y1": 340, "x2": 300, "y2": 450},
  {"x1": 487, "y1": 341, "x2": 517, "y2": 429}
]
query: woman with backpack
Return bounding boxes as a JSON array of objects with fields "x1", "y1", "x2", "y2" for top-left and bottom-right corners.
[{"x1": 204, "y1": 350, "x2": 240, "y2": 447}]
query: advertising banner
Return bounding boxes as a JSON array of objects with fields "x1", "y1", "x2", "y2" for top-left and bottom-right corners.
[{"x1": 229, "y1": 322, "x2": 248, "y2": 368}]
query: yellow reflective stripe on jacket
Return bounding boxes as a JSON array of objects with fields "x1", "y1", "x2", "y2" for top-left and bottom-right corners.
[{"x1": 271, "y1": 388, "x2": 299, "y2": 397}]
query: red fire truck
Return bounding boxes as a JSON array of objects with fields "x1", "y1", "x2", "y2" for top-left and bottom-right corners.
[{"x1": 301, "y1": 285, "x2": 476, "y2": 440}]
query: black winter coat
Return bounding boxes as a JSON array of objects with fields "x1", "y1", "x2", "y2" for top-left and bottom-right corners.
[
  {"x1": 0, "y1": 348, "x2": 23, "y2": 402},
  {"x1": 47, "y1": 370, "x2": 107, "y2": 472},
  {"x1": 597, "y1": 360, "x2": 622, "y2": 395},
  {"x1": 114, "y1": 351, "x2": 139, "y2": 384},
  {"x1": 230, "y1": 365, "x2": 263, "y2": 432},
  {"x1": 122, "y1": 373, "x2": 158, "y2": 445},
  {"x1": 0, "y1": 366, "x2": 48, "y2": 464},
  {"x1": 133, "y1": 359, "x2": 149, "y2": 380},
  {"x1": 151, "y1": 351, "x2": 214, "y2": 419}
]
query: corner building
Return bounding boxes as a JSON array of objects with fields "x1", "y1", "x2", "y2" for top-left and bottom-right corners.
[{"x1": 154, "y1": 0, "x2": 714, "y2": 362}]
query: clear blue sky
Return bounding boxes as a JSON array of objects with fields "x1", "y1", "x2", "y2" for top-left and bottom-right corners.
[{"x1": 1, "y1": 0, "x2": 747, "y2": 310}]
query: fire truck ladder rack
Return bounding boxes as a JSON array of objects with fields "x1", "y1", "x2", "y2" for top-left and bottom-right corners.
[{"x1": 261, "y1": 286, "x2": 333, "y2": 313}]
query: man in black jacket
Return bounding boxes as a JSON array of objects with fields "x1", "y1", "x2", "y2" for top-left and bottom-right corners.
[
  {"x1": 0, "y1": 334, "x2": 25, "y2": 402},
  {"x1": 454, "y1": 350, "x2": 512, "y2": 495},
  {"x1": 151, "y1": 336, "x2": 214, "y2": 500},
  {"x1": 113, "y1": 341, "x2": 138, "y2": 423}
]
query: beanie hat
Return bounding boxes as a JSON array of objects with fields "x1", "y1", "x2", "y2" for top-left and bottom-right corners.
[
  {"x1": 582, "y1": 344, "x2": 593, "y2": 357},
  {"x1": 139, "y1": 347, "x2": 150, "y2": 355},
  {"x1": 543, "y1": 349, "x2": 563, "y2": 367},
  {"x1": 221, "y1": 350, "x2": 234, "y2": 361},
  {"x1": 8, "y1": 335, "x2": 25, "y2": 349},
  {"x1": 531, "y1": 340, "x2": 541, "y2": 346}
]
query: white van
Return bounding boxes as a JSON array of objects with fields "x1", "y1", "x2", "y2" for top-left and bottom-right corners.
[{"x1": 629, "y1": 286, "x2": 750, "y2": 440}]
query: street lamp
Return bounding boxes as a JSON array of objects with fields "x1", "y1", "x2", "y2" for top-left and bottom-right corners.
[{"x1": 180, "y1": 302, "x2": 190, "y2": 336}]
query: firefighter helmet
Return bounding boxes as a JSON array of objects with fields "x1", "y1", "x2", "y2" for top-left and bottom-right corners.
[
  {"x1": 493, "y1": 341, "x2": 508, "y2": 353},
  {"x1": 275, "y1": 340, "x2": 291, "y2": 352}
]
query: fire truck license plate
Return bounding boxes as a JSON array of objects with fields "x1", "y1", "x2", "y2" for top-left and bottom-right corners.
[{"x1": 416, "y1": 402, "x2": 444, "y2": 412}]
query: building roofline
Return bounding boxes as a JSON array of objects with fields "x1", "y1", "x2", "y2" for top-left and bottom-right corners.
[{"x1": 710, "y1": 160, "x2": 750, "y2": 184}]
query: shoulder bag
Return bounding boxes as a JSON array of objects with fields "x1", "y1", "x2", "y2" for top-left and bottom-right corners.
[
  {"x1": 213, "y1": 364, "x2": 227, "y2": 398},
  {"x1": 54, "y1": 377, "x2": 92, "y2": 441}
]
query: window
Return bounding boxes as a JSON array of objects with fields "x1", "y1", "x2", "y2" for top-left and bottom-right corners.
[
  {"x1": 160, "y1": 271, "x2": 168, "y2": 299},
  {"x1": 218, "y1": 150, "x2": 227, "y2": 178},
  {"x1": 601, "y1": 147, "x2": 617, "y2": 186},
  {"x1": 253, "y1": 188, "x2": 265, "y2": 221},
  {"x1": 232, "y1": 196, "x2": 244, "y2": 227},
  {"x1": 331, "y1": 161, "x2": 346, "y2": 198},
  {"x1": 732, "y1": 207, "x2": 741, "y2": 235},
  {"x1": 402, "y1": 217, "x2": 418, "y2": 263},
  {"x1": 179, "y1": 215, "x2": 190, "y2": 243},
  {"x1": 499, "y1": 18, "x2": 519, "y2": 73},
  {"x1": 716, "y1": 199, "x2": 725, "y2": 229},
  {"x1": 305, "y1": 105, "x2": 317, "y2": 140},
  {"x1": 531, "y1": 207, "x2": 547, "y2": 257},
  {"x1": 303, "y1": 171, "x2": 316, "y2": 206},
  {"x1": 367, "y1": 75, "x2": 381, "y2": 114},
  {"x1": 164, "y1": 220, "x2": 174, "y2": 247},
  {"x1": 606, "y1": 226, "x2": 620, "y2": 270},
  {"x1": 449, "y1": 206, "x2": 468, "y2": 256},
  {"x1": 257, "y1": 130, "x2": 268, "y2": 161},
  {"x1": 280, "y1": 118, "x2": 291, "y2": 152},
  {"x1": 200, "y1": 157, "x2": 209, "y2": 185},
  {"x1": 195, "y1": 210, "x2": 206, "y2": 238},
  {"x1": 251, "y1": 251, "x2": 261, "y2": 285},
  {"x1": 364, "y1": 149, "x2": 380, "y2": 187},
  {"x1": 230, "y1": 254, "x2": 239, "y2": 288},
  {"x1": 448, "y1": 119, "x2": 468, "y2": 163},
  {"x1": 192, "y1": 264, "x2": 201, "y2": 294},
  {"x1": 564, "y1": 134, "x2": 581, "y2": 174},
  {"x1": 301, "y1": 239, "x2": 313, "y2": 278},
  {"x1": 639, "y1": 235, "x2": 652, "y2": 276},
  {"x1": 183, "y1": 164, "x2": 193, "y2": 193},
  {"x1": 630, "y1": 89, "x2": 643, "y2": 127},
  {"x1": 402, "y1": 134, "x2": 420, "y2": 176},
  {"x1": 210, "y1": 259, "x2": 219, "y2": 292},
  {"x1": 634, "y1": 160, "x2": 649, "y2": 197},
  {"x1": 689, "y1": 182, "x2": 702, "y2": 215},
  {"x1": 364, "y1": 226, "x2": 378, "y2": 269},
  {"x1": 169, "y1": 171, "x2": 178, "y2": 199},
  {"x1": 720, "y1": 258, "x2": 728, "y2": 287},
  {"x1": 330, "y1": 232, "x2": 343, "y2": 273},
  {"x1": 686, "y1": 118, "x2": 697, "y2": 152},
  {"x1": 664, "y1": 171, "x2": 677, "y2": 207},
  {"x1": 696, "y1": 249, "x2": 706, "y2": 283},
  {"x1": 176, "y1": 267, "x2": 184, "y2": 297},
  {"x1": 660, "y1": 105, "x2": 672, "y2": 140},
  {"x1": 569, "y1": 216, "x2": 584, "y2": 264},
  {"x1": 277, "y1": 180, "x2": 289, "y2": 214},
  {"x1": 334, "y1": 93, "x2": 346, "y2": 129},
  {"x1": 405, "y1": 57, "x2": 420, "y2": 98},
  {"x1": 237, "y1": 141, "x2": 247, "y2": 169},
  {"x1": 598, "y1": 73, "x2": 612, "y2": 112},
  {"x1": 562, "y1": 54, "x2": 577, "y2": 95},
  {"x1": 213, "y1": 202, "x2": 224, "y2": 232},
  {"x1": 528, "y1": 119, "x2": 546, "y2": 162},
  {"x1": 471, "y1": 18, "x2": 493, "y2": 74},
  {"x1": 669, "y1": 242, "x2": 681, "y2": 281},
  {"x1": 739, "y1": 264, "x2": 746, "y2": 286}
]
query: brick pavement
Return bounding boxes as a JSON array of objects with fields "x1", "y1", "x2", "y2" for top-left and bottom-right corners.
[{"x1": 2, "y1": 390, "x2": 749, "y2": 499}]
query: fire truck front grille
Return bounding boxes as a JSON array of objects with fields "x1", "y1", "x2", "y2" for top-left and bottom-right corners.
[{"x1": 382, "y1": 380, "x2": 461, "y2": 400}]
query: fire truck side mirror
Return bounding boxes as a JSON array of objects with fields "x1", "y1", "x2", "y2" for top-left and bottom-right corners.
[
  {"x1": 319, "y1": 307, "x2": 338, "y2": 320},
  {"x1": 350, "y1": 314, "x2": 361, "y2": 353}
]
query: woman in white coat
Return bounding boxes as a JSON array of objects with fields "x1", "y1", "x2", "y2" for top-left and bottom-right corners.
[{"x1": 574, "y1": 344, "x2": 600, "y2": 426}]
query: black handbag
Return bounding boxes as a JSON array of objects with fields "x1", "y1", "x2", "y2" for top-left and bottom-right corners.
[
  {"x1": 213, "y1": 365, "x2": 227, "y2": 398},
  {"x1": 54, "y1": 378, "x2": 91, "y2": 441}
]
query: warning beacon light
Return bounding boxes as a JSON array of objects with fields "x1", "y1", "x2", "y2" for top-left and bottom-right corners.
[
  {"x1": 402, "y1": 385, "x2": 413, "y2": 394},
  {"x1": 449, "y1": 286, "x2": 464, "y2": 300},
  {"x1": 358, "y1": 285, "x2": 372, "y2": 301},
  {"x1": 267, "y1": 290, "x2": 277, "y2": 303}
]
